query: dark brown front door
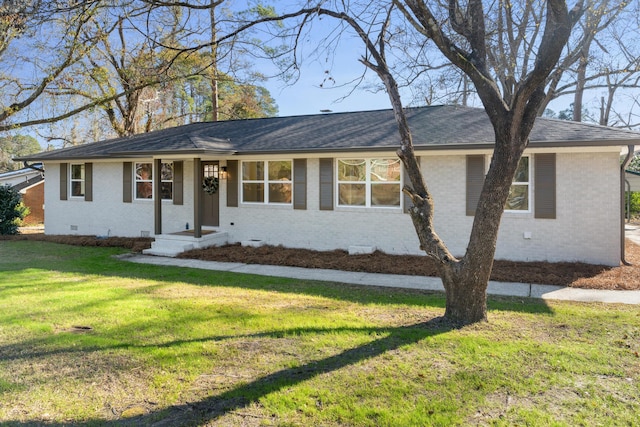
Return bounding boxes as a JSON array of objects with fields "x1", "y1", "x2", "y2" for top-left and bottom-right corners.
[{"x1": 202, "y1": 161, "x2": 220, "y2": 226}]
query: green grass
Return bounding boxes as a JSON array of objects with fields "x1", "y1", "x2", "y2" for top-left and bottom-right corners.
[{"x1": 1, "y1": 241, "x2": 639, "y2": 426}]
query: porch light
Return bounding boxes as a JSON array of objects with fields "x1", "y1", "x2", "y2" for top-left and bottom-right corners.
[{"x1": 220, "y1": 166, "x2": 228, "y2": 179}]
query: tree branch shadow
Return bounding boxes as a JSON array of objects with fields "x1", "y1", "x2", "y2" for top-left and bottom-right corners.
[
  {"x1": 151, "y1": 318, "x2": 455, "y2": 426},
  {"x1": 0, "y1": 318, "x2": 455, "y2": 426}
]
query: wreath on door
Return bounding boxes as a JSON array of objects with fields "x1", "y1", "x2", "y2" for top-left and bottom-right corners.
[{"x1": 202, "y1": 176, "x2": 219, "y2": 195}]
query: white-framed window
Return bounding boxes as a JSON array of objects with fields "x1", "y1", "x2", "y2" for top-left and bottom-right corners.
[
  {"x1": 337, "y1": 158, "x2": 401, "y2": 207},
  {"x1": 160, "y1": 162, "x2": 174, "y2": 200},
  {"x1": 504, "y1": 156, "x2": 530, "y2": 212},
  {"x1": 134, "y1": 162, "x2": 173, "y2": 200},
  {"x1": 241, "y1": 160, "x2": 292, "y2": 204},
  {"x1": 70, "y1": 163, "x2": 85, "y2": 197}
]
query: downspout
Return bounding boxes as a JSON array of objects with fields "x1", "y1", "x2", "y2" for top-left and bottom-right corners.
[{"x1": 621, "y1": 145, "x2": 635, "y2": 266}]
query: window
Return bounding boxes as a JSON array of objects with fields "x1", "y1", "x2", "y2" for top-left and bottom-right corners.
[
  {"x1": 70, "y1": 164, "x2": 85, "y2": 197},
  {"x1": 135, "y1": 163, "x2": 153, "y2": 199},
  {"x1": 505, "y1": 156, "x2": 530, "y2": 212},
  {"x1": 241, "y1": 160, "x2": 292, "y2": 204},
  {"x1": 134, "y1": 162, "x2": 173, "y2": 200},
  {"x1": 160, "y1": 162, "x2": 173, "y2": 200},
  {"x1": 337, "y1": 158, "x2": 401, "y2": 207}
]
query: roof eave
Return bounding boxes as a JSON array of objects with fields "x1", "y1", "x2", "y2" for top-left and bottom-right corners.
[
  {"x1": 232, "y1": 139, "x2": 638, "y2": 156},
  {"x1": 15, "y1": 137, "x2": 638, "y2": 162},
  {"x1": 15, "y1": 148, "x2": 238, "y2": 162},
  {"x1": 110, "y1": 148, "x2": 237, "y2": 157},
  {"x1": 528, "y1": 139, "x2": 640, "y2": 148}
]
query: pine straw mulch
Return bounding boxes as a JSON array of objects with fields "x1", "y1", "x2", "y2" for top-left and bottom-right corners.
[
  {"x1": 2, "y1": 233, "x2": 639, "y2": 290},
  {"x1": 0, "y1": 233, "x2": 154, "y2": 253},
  {"x1": 178, "y1": 239, "x2": 640, "y2": 290}
]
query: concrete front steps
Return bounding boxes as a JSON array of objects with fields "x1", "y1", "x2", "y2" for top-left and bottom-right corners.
[{"x1": 143, "y1": 229, "x2": 228, "y2": 257}]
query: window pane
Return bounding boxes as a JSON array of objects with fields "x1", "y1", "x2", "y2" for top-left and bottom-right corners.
[
  {"x1": 371, "y1": 184, "x2": 401, "y2": 206},
  {"x1": 243, "y1": 183, "x2": 264, "y2": 202},
  {"x1": 161, "y1": 162, "x2": 173, "y2": 181},
  {"x1": 71, "y1": 164, "x2": 84, "y2": 180},
  {"x1": 71, "y1": 181, "x2": 84, "y2": 197},
  {"x1": 161, "y1": 182, "x2": 173, "y2": 200},
  {"x1": 136, "y1": 182, "x2": 153, "y2": 199},
  {"x1": 136, "y1": 163, "x2": 152, "y2": 181},
  {"x1": 506, "y1": 184, "x2": 528, "y2": 210},
  {"x1": 514, "y1": 157, "x2": 529, "y2": 183},
  {"x1": 370, "y1": 159, "x2": 401, "y2": 182},
  {"x1": 339, "y1": 183, "x2": 366, "y2": 206},
  {"x1": 269, "y1": 183, "x2": 292, "y2": 203},
  {"x1": 268, "y1": 161, "x2": 292, "y2": 181},
  {"x1": 204, "y1": 164, "x2": 215, "y2": 178},
  {"x1": 338, "y1": 159, "x2": 366, "y2": 181},
  {"x1": 242, "y1": 161, "x2": 263, "y2": 181}
]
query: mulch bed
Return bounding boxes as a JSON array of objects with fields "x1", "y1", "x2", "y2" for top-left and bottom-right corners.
[
  {"x1": 178, "y1": 243, "x2": 620, "y2": 288},
  {"x1": 0, "y1": 234, "x2": 153, "y2": 253},
  {"x1": 3, "y1": 233, "x2": 639, "y2": 290}
]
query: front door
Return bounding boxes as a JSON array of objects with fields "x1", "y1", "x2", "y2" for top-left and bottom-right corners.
[{"x1": 202, "y1": 161, "x2": 220, "y2": 227}]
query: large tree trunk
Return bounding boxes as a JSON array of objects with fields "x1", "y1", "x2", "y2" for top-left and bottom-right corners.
[
  {"x1": 317, "y1": 0, "x2": 580, "y2": 326},
  {"x1": 405, "y1": 130, "x2": 524, "y2": 326},
  {"x1": 443, "y1": 273, "x2": 489, "y2": 324},
  {"x1": 387, "y1": 69, "x2": 528, "y2": 326}
]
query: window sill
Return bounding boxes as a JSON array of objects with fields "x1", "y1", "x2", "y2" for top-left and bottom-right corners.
[
  {"x1": 335, "y1": 205, "x2": 403, "y2": 214},
  {"x1": 239, "y1": 202, "x2": 292, "y2": 209},
  {"x1": 502, "y1": 211, "x2": 533, "y2": 218}
]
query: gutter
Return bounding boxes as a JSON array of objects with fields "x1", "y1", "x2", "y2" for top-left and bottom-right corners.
[
  {"x1": 621, "y1": 145, "x2": 635, "y2": 266},
  {"x1": 23, "y1": 161, "x2": 44, "y2": 174}
]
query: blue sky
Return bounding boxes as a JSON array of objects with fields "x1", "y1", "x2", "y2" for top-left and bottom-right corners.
[
  {"x1": 254, "y1": 12, "x2": 403, "y2": 117},
  {"x1": 258, "y1": 45, "x2": 395, "y2": 117},
  {"x1": 262, "y1": 73, "x2": 392, "y2": 117}
]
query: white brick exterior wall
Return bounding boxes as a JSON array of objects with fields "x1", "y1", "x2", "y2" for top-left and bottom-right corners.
[
  {"x1": 44, "y1": 160, "x2": 195, "y2": 237},
  {"x1": 43, "y1": 147, "x2": 622, "y2": 265}
]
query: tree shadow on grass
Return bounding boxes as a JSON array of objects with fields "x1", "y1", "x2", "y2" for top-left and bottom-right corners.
[
  {"x1": 0, "y1": 318, "x2": 455, "y2": 427},
  {"x1": 0, "y1": 244, "x2": 557, "y2": 425},
  {"x1": 0, "y1": 241, "x2": 555, "y2": 315}
]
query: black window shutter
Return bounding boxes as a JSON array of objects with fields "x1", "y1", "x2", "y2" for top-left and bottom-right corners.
[
  {"x1": 293, "y1": 159, "x2": 307, "y2": 210},
  {"x1": 226, "y1": 160, "x2": 238, "y2": 207},
  {"x1": 319, "y1": 158, "x2": 334, "y2": 211},
  {"x1": 123, "y1": 162, "x2": 132, "y2": 203},
  {"x1": 60, "y1": 163, "x2": 68, "y2": 201},
  {"x1": 466, "y1": 155, "x2": 485, "y2": 216},
  {"x1": 534, "y1": 153, "x2": 556, "y2": 219},
  {"x1": 84, "y1": 163, "x2": 93, "y2": 202},
  {"x1": 173, "y1": 161, "x2": 183, "y2": 205}
]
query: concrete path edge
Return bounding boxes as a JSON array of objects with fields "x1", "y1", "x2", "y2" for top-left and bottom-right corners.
[{"x1": 120, "y1": 254, "x2": 640, "y2": 305}]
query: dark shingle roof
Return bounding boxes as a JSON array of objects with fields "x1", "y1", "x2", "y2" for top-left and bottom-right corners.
[{"x1": 17, "y1": 105, "x2": 640, "y2": 161}]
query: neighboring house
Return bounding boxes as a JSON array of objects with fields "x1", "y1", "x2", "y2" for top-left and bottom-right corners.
[
  {"x1": 16, "y1": 106, "x2": 640, "y2": 266},
  {"x1": 0, "y1": 163, "x2": 45, "y2": 225},
  {"x1": 625, "y1": 169, "x2": 640, "y2": 192}
]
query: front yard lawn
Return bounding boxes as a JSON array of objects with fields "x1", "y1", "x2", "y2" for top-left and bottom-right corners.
[{"x1": 1, "y1": 240, "x2": 639, "y2": 426}]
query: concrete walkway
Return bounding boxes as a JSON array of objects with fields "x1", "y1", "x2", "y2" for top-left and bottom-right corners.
[
  {"x1": 123, "y1": 254, "x2": 640, "y2": 305},
  {"x1": 626, "y1": 224, "x2": 640, "y2": 246}
]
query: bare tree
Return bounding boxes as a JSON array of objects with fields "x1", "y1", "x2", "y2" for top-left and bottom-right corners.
[
  {"x1": 541, "y1": 0, "x2": 638, "y2": 123},
  {"x1": 251, "y1": 0, "x2": 584, "y2": 325},
  {"x1": 381, "y1": 0, "x2": 638, "y2": 128},
  {"x1": 0, "y1": 1, "x2": 279, "y2": 138},
  {"x1": 0, "y1": 1, "x2": 104, "y2": 132}
]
